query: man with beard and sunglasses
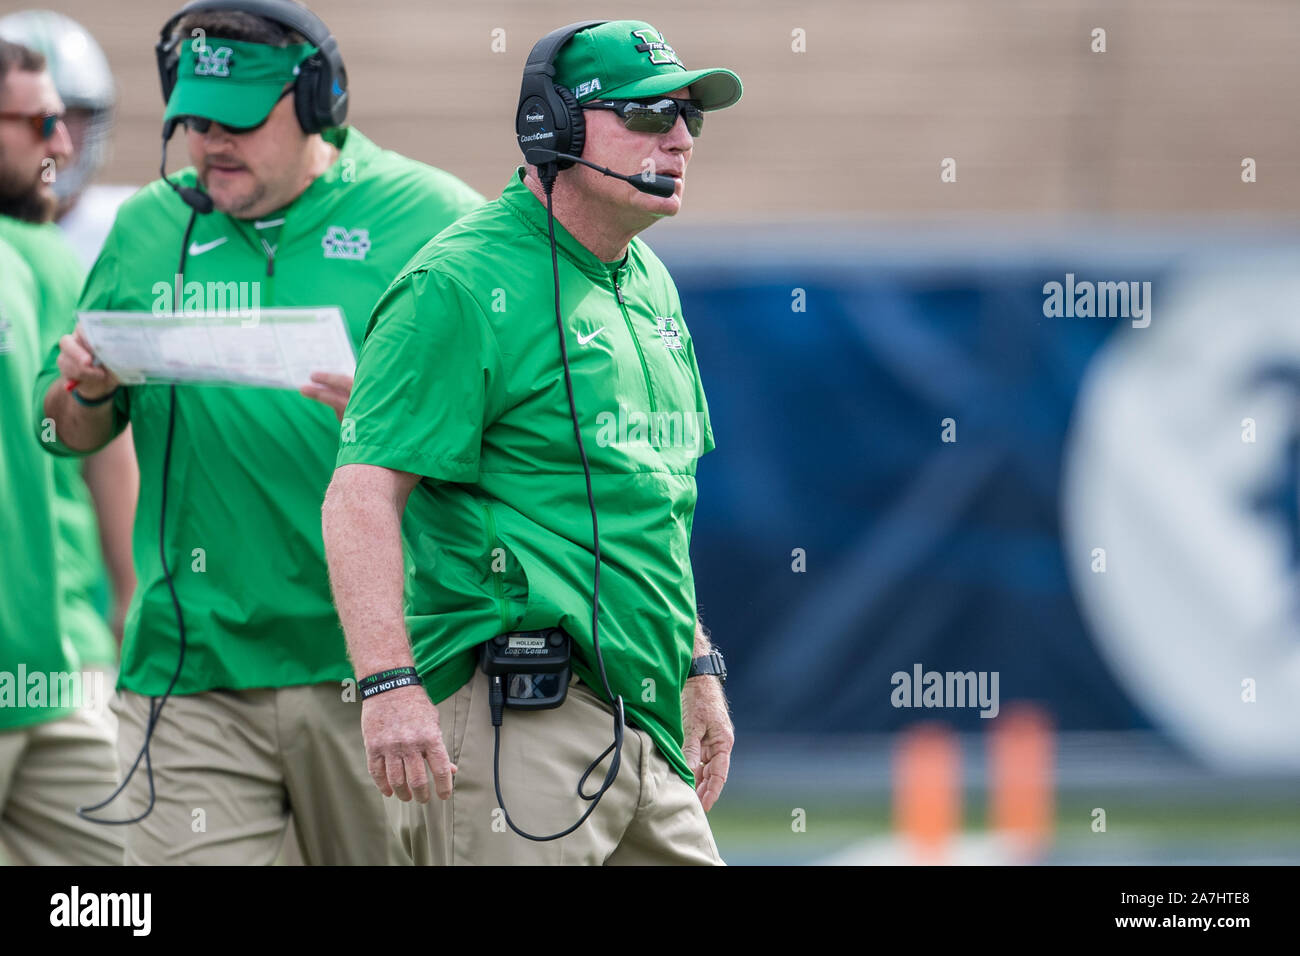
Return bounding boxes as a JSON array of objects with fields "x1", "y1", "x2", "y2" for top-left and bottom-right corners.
[
  {"x1": 0, "y1": 36, "x2": 122, "y2": 865},
  {"x1": 33, "y1": 2, "x2": 482, "y2": 865},
  {"x1": 0, "y1": 12, "x2": 138, "y2": 733},
  {"x1": 324, "y1": 20, "x2": 739, "y2": 865}
]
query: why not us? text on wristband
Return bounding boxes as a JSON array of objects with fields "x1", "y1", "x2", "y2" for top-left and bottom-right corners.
[
  {"x1": 358, "y1": 666, "x2": 419, "y2": 690},
  {"x1": 360, "y1": 674, "x2": 423, "y2": 700}
]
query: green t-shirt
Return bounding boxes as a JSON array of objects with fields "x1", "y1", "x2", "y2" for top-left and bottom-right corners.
[
  {"x1": 0, "y1": 217, "x2": 117, "y2": 669},
  {"x1": 33, "y1": 127, "x2": 484, "y2": 696},
  {"x1": 0, "y1": 236, "x2": 74, "y2": 729},
  {"x1": 337, "y1": 169, "x2": 715, "y2": 784}
]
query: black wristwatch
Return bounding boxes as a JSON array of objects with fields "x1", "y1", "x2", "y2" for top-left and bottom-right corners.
[{"x1": 688, "y1": 649, "x2": 727, "y2": 685}]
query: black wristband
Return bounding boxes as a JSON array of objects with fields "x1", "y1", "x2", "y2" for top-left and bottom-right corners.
[
  {"x1": 360, "y1": 673, "x2": 423, "y2": 700},
  {"x1": 71, "y1": 386, "x2": 119, "y2": 407},
  {"x1": 358, "y1": 666, "x2": 419, "y2": 690}
]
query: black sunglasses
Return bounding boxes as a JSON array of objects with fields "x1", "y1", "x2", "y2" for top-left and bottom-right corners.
[
  {"x1": 583, "y1": 98, "x2": 704, "y2": 137},
  {"x1": 0, "y1": 110, "x2": 62, "y2": 140},
  {"x1": 183, "y1": 86, "x2": 292, "y2": 135}
]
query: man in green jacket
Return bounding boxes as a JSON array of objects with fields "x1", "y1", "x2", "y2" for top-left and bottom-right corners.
[
  {"x1": 324, "y1": 20, "x2": 738, "y2": 865},
  {"x1": 35, "y1": 4, "x2": 482, "y2": 865},
  {"x1": 0, "y1": 36, "x2": 121, "y2": 865}
]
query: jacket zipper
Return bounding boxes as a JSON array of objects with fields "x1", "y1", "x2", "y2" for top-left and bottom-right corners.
[
  {"x1": 613, "y1": 271, "x2": 657, "y2": 413},
  {"x1": 227, "y1": 219, "x2": 279, "y2": 287}
]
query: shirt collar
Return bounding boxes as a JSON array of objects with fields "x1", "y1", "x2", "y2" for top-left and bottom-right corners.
[{"x1": 499, "y1": 167, "x2": 628, "y2": 280}]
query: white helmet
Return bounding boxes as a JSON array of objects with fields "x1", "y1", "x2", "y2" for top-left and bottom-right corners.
[{"x1": 0, "y1": 10, "x2": 115, "y2": 202}]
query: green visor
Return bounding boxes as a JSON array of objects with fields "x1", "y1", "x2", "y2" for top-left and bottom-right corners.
[{"x1": 164, "y1": 38, "x2": 317, "y2": 129}]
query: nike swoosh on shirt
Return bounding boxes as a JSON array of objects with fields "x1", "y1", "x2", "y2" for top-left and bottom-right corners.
[
  {"x1": 576, "y1": 327, "x2": 606, "y2": 345},
  {"x1": 188, "y1": 237, "x2": 228, "y2": 256}
]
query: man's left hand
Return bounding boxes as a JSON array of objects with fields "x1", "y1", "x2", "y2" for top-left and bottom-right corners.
[
  {"x1": 300, "y1": 371, "x2": 353, "y2": 422},
  {"x1": 681, "y1": 676, "x2": 733, "y2": 811}
]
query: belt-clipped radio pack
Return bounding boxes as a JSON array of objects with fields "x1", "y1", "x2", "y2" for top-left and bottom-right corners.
[{"x1": 479, "y1": 628, "x2": 572, "y2": 710}]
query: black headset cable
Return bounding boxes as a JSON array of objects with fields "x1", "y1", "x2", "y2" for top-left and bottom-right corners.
[
  {"x1": 77, "y1": 209, "x2": 196, "y2": 825},
  {"x1": 488, "y1": 175, "x2": 625, "y2": 841}
]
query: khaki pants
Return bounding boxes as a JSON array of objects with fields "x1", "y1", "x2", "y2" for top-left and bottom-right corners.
[
  {"x1": 387, "y1": 669, "x2": 724, "y2": 865},
  {"x1": 112, "y1": 683, "x2": 406, "y2": 866},
  {"x1": 0, "y1": 708, "x2": 124, "y2": 865}
]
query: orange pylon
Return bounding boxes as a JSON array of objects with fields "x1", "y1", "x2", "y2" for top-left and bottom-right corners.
[
  {"x1": 989, "y1": 703, "x2": 1055, "y2": 860},
  {"x1": 894, "y1": 722, "x2": 960, "y2": 862}
]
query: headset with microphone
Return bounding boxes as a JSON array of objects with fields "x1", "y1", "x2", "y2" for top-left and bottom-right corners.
[
  {"x1": 156, "y1": 0, "x2": 348, "y2": 134},
  {"x1": 515, "y1": 20, "x2": 676, "y2": 198},
  {"x1": 79, "y1": 0, "x2": 349, "y2": 827},
  {"x1": 154, "y1": 0, "x2": 349, "y2": 215}
]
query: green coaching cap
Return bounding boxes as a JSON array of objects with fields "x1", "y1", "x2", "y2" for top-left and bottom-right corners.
[
  {"x1": 163, "y1": 38, "x2": 317, "y2": 129},
  {"x1": 554, "y1": 21, "x2": 742, "y2": 111}
]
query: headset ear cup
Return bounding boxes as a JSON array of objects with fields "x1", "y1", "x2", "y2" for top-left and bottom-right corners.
[
  {"x1": 291, "y1": 55, "x2": 345, "y2": 134},
  {"x1": 293, "y1": 67, "x2": 316, "y2": 133},
  {"x1": 553, "y1": 84, "x2": 584, "y2": 165},
  {"x1": 156, "y1": 35, "x2": 179, "y2": 107},
  {"x1": 293, "y1": 57, "x2": 330, "y2": 134},
  {"x1": 328, "y1": 63, "x2": 349, "y2": 127}
]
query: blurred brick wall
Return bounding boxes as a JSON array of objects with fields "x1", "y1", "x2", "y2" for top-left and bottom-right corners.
[{"x1": 18, "y1": 0, "x2": 1300, "y2": 219}]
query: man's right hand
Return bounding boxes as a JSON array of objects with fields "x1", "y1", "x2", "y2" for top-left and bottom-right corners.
[
  {"x1": 57, "y1": 325, "x2": 120, "y2": 399},
  {"x1": 361, "y1": 683, "x2": 457, "y2": 803}
]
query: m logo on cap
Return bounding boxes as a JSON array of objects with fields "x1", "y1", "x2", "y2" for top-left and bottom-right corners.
[
  {"x1": 630, "y1": 28, "x2": 684, "y2": 68},
  {"x1": 195, "y1": 46, "x2": 234, "y2": 77}
]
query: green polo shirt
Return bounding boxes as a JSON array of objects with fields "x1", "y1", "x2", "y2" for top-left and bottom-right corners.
[
  {"x1": 33, "y1": 126, "x2": 484, "y2": 696},
  {"x1": 1, "y1": 236, "x2": 74, "y2": 730},
  {"x1": 337, "y1": 169, "x2": 714, "y2": 784},
  {"x1": 0, "y1": 217, "x2": 117, "y2": 669}
]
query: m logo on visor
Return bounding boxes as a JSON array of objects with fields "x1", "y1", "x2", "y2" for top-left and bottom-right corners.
[
  {"x1": 195, "y1": 46, "x2": 234, "y2": 77},
  {"x1": 630, "y1": 29, "x2": 684, "y2": 68}
]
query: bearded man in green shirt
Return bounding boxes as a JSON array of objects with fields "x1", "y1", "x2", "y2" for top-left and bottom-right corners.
[
  {"x1": 34, "y1": 1, "x2": 482, "y2": 865},
  {"x1": 0, "y1": 14, "x2": 138, "y2": 697},
  {"x1": 0, "y1": 37, "x2": 121, "y2": 865},
  {"x1": 324, "y1": 20, "x2": 738, "y2": 865}
]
